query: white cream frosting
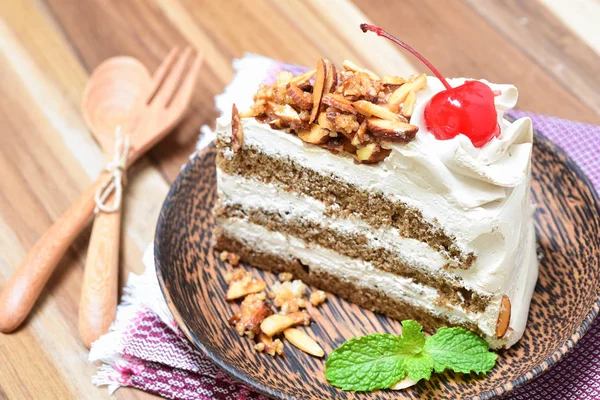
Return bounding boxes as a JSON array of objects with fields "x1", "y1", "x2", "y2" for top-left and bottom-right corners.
[{"x1": 215, "y1": 72, "x2": 538, "y2": 348}]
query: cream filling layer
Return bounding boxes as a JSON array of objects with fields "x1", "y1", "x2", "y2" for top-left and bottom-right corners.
[
  {"x1": 217, "y1": 168, "x2": 451, "y2": 275},
  {"x1": 217, "y1": 217, "x2": 511, "y2": 343}
]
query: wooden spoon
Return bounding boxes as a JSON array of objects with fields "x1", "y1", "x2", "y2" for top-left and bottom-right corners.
[
  {"x1": 0, "y1": 47, "x2": 203, "y2": 334},
  {"x1": 78, "y1": 56, "x2": 151, "y2": 348}
]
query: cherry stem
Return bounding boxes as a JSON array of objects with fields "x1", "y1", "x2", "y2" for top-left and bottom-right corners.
[{"x1": 360, "y1": 23, "x2": 452, "y2": 91}]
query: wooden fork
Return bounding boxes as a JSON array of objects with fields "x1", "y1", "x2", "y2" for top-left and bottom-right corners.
[{"x1": 0, "y1": 47, "x2": 203, "y2": 335}]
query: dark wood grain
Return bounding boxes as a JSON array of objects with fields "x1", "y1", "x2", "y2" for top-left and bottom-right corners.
[{"x1": 154, "y1": 136, "x2": 600, "y2": 399}]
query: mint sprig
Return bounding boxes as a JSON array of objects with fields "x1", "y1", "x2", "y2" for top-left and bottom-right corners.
[{"x1": 325, "y1": 320, "x2": 497, "y2": 391}]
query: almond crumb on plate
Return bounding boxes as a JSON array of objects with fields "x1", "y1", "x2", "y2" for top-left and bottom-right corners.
[
  {"x1": 228, "y1": 292, "x2": 272, "y2": 338},
  {"x1": 310, "y1": 290, "x2": 327, "y2": 307},
  {"x1": 225, "y1": 269, "x2": 267, "y2": 300},
  {"x1": 268, "y1": 280, "x2": 308, "y2": 314},
  {"x1": 278, "y1": 272, "x2": 293, "y2": 282}
]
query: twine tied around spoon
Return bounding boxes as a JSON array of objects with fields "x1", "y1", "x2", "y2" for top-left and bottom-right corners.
[{"x1": 94, "y1": 126, "x2": 131, "y2": 213}]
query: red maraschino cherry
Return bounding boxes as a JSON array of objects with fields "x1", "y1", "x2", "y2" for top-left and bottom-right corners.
[{"x1": 360, "y1": 24, "x2": 500, "y2": 148}]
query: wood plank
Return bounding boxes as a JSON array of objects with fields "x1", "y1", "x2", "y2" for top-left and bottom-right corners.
[
  {"x1": 465, "y1": 0, "x2": 600, "y2": 121},
  {"x1": 353, "y1": 0, "x2": 600, "y2": 124},
  {"x1": 539, "y1": 0, "x2": 600, "y2": 56},
  {"x1": 0, "y1": 2, "x2": 164, "y2": 398},
  {"x1": 43, "y1": 0, "x2": 214, "y2": 182}
]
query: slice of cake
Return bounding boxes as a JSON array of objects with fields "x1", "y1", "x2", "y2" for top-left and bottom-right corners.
[{"x1": 213, "y1": 35, "x2": 537, "y2": 349}]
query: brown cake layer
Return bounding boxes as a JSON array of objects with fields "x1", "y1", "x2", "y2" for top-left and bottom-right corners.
[
  {"x1": 214, "y1": 229, "x2": 481, "y2": 336},
  {"x1": 216, "y1": 206, "x2": 490, "y2": 313},
  {"x1": 216, "y1": 144, "x2": 475, "y2": 268}
]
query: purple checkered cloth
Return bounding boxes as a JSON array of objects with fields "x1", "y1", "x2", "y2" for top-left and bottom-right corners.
[{"x1": 91, "y1": 112, "x2": 600, "y2": 400}]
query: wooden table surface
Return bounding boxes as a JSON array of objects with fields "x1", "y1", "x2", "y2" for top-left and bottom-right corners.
[{"x1": 1, "y1": 0, "x2": 599, "y2": 399}]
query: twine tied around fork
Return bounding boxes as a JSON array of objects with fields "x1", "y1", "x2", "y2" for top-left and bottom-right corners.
[{"x1": 94, "y1": 127, "x2": 131, "y2": 214}]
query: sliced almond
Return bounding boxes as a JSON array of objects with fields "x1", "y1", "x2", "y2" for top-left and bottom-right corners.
[
  {"x1": 239, "y1": 108, "x2": 258, "y2": 118},
  {"x1": 323, "y1": 61, "x2": 338, "y2": 94},
  {"x1": 353, "y1": 100, "x2": 401, "y2": 121},
  {"x1": 382, "y1": 75, "x2": 407, "y2": 86},
  {"x1": 352, "y1": 119, "x2": 367, "y2": 146},
  {"x1": 321, "y1": 93, "x2": 357, "y2": 114},
  {"x1": 283, "y1": 328, "x2": 324, "y2": 357},
  {"x1": 309, "y1": 59, "x2": 326, "y2": 124},
  {"x1": 389, "y1": 73, "x2": 427, "y2": 105},
  {"x1": 226, "y1": 279, "x2": 267, "y2": 300},
  {"x1": 287, "y1": 83, "x2": 313, "y2": 110},
  {"x1": 268, "y1": 119, "x2": 283, "y2": 130},
  {"x1": 271, "y1": 103, "x2": 301, "y2": 124},
  {"x1": 367, "y1": 117, "x2": 418, "y2": 143},
  {"x1": 495, "y1": 295, "x2": 511, "y2": 338},
  {"x1": 356, "y1": 143, "x2": 392, "y2": 164},
  {"x1": 260, "y1": 314, "x2": 296, "y2": 336},
  {"x1": 342, "y1": 59, "x2": 380, "y2": 81},
  {"x1": 298, "y1": 123, "x2": 329, "y2": 144},
  {"x1": 317, "y1": 111, "x2": 333, "y2": 131},
  {"x1": 290, "y1": 68, "x2": 316, "y2": 86},
  {"x1": 231, "y1": 104, "x2": 243, "y2": 153},
  {"x1": 401, "y1": 90, "x2": 416, "y2": 118},
  {"x1": 389, "y1": 377, "x2": 418, "y2": 390},
  {"x1": 382, "y1": 103, "x2": 400, "y2": 114}
]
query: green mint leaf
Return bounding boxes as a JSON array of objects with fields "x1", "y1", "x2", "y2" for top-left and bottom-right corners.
[
  {"x1": 325, "y1": 321, "x2": 498, "y2": 392},
  {"x1": 325, "y1": 333, "x2": 407, "y2": 391},
  {"x1": 325, "y1": 321, "x2": 427, "y2": 391},
  {"x1": 402, "y1": 351, "x2": 433, "y2": 381},
  {"x1": 398, "y1": 320, "x2": 432, "y2": 381},
  {"x1": 424, "y1": 327, "x2": 497, "y2": 374},
  {"x1": 399, "y1": 320, "x2": 425, "y2": 350}
]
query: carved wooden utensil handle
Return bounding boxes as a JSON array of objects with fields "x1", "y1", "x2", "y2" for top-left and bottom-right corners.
[
  {"x1": 79, "y1": 194, "x2": 121, "y2": 348},
  {"x1": 0, "y1": 176, "x2": 106, "y2": 333}
]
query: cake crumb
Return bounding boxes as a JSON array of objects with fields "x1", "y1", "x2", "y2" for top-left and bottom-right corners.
[
  {"x1": 310, "y1": 290, "x2": 327, "y2": 307},
  {"x1": 278, "y1": 272, "x2": 293, "y2": 282},
  {"x1": 220, "y1": 251, "x2": 240, "y2": 266}
]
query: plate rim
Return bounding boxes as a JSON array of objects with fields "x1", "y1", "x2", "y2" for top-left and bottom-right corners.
[{"x1": 155, "y1": 132, "x2": 600, "y2": 400}]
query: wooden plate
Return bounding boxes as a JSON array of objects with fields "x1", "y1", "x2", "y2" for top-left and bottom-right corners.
[{"x1": 155, "y1": 135, "x2": 600, "y2": 399}]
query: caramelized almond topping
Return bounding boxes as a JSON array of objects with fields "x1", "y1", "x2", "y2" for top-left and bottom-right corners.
[
  {"x1": 496, "y1": 295, "x2": 511, "y2": 339},
  {"x1": 322, "y1": 93, "x2": 357, "y2": 114},
  {"x1": 309, "y1": 59, "x2": 327, "y2": 124},
  {"x1": 231, "y1": 104, "x2": 243, "y2": 153},
  {"x1": 323, "y1": 61, "x2": 338, "y2": 94},
  {"x1": 355, "y1": 143, "x2": 392, "y2": 164},
  {"x1": 290, "y1": 68, "x2": 316, "y2": 86},
  {"x1": 382, "y1": 75, "x2": 407, "y2": 86},
  {"x1": 353, "y1": 100, "x2": 402, "y2": 121},
  {"x1": 298, "y1": 123, "x2": 329, "y2": 144},
  {"x1": 389, "y1": 73, "x2": 427, "y2": 105},
  {"x1": 367, "y1": 117, "x2": 418, "y2": 143},
  {"x1": 287, "y1": 83, "x2": 313, "y2": 110},
  {"x1": 243, "y1": 61, "x2": 428, "y2": 163},
  {"x1": 342, "y1": 59, "x2": 380, "y2": 81},
  {"x1": 401, "y1": 90, "x2": 417, "y2": 118}
]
